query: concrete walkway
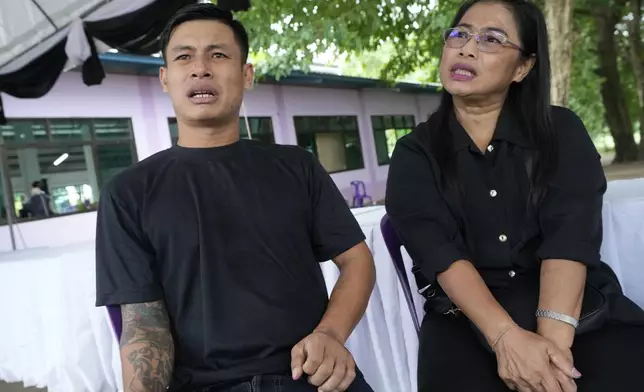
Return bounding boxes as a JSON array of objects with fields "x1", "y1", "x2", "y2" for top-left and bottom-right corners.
[
  {"x1": 604, "y1": 162, "x2": 644, "y2": 181},
  {"x1": 0, "y1": 382, "x2": 44, "y2": 392}
]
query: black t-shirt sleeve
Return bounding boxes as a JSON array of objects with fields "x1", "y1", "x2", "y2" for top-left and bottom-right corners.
[
  {"x1": 95, "y1": 182, "x2": 163, "y2": 306},
  {"x1": 536, "y1": 107, "x2": 606, "y2": 267},
  {"x1": 308, "y1": 154, "x2": 366, "y2": 262},
  {"x1": 385, "y1": 133, "x2": 471, "y2": 282}
]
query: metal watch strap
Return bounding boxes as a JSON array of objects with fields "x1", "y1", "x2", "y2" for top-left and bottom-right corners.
[{"x1": 535, "y1": 309, "x2": 579, "y2": 328}]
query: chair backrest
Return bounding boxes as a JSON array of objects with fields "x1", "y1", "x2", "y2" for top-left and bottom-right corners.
[
  {"x1": 107, "y1": 305, "x2": 123, "y2": 341},
  {"x1": 350, "y1": 181, "x2": 373, "y2": 208},
  {"x1": 350, "y1": 180, "x2": 367, "y2": 196},
  {"x1": 379, "y1": 214, "x2": 421, "y2": 333}
]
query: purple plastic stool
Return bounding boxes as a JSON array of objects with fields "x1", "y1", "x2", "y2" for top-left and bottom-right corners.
[
  {"x1": 380, "y1": 214, "x2": 421, "y2": 333},
  {"x1": 350, "y1": 180, "x2": 373, "y2": 208}
]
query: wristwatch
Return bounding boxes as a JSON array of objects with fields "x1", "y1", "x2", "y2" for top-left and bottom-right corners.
[{"x1": 535, "y1": 309, "x2": 579, "y2": 328}]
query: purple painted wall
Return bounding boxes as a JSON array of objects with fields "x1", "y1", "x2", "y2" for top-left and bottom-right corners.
[{"x1": 0, "y1": 71, "x2": 440, "y2": 251}]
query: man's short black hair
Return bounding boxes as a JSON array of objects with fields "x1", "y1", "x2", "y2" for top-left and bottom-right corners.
[{"x1": 160, "y1": 3, "x2": 249, "y2": 64}]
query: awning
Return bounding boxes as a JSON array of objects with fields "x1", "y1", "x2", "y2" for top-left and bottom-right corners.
[{"x1": 0, "y1": 0, "x2": 250, "y2": 124}]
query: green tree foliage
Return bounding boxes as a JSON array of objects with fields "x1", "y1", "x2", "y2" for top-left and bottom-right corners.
[
  {"x1": 233, "y1": 0, "x2": 459, "y2": 80},
  {"x1": 568, "y1": 11, "x2": 606, "y2": 137},
  {"x1": 230, "y1": 0, "x2": 641, "y2": 153}
]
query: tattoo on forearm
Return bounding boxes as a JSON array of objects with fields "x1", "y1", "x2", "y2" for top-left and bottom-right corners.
[{"x1": 120, "y1": 301, "x2": 174, "y2": 392}]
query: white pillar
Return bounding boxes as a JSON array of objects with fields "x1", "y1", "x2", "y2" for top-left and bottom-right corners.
[
  {"x1": 83, "y1": 145, "x2": 99, "y2": 202},
  {"x1": 17, "y1": 148, "x2": 41, "y2": 195}
]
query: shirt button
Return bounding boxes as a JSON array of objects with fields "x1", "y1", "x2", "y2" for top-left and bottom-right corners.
[
  {"x1": 509, "y1": 270, "x2": 516, "y2": 278},
  {"x1": 490, "y1": 189, "x2": 498, "y2": 197},
  {"x1": 499, "y1": 234, "x2": 508, "y2": 242},
  {"x1": 487, "y1": 145, "x2": 494, "y2": 152}
]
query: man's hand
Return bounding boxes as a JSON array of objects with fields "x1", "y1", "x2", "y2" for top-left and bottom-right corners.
[{"x1": 291, "y1": 331, "x2": 356, "y2": 392}]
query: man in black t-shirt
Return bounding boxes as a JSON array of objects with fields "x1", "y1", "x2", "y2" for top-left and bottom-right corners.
[{"x1": 95, "y1": 3, "x2": 376, "y2": 392}]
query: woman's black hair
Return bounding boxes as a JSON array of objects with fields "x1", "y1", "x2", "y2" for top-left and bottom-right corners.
[{"x1": 427, "y1": 0, "x2": 557, "y2": 205}]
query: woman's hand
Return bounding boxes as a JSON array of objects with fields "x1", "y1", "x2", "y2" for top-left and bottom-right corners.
[
  {"x1": 550, "y1": 347, "x2": 578, "y2": 392},
  {"x1": 538, "y1": 318, "x2": 581, "y2": 392},
  {"x1": 493, "y1": 325, "x2": 581, "y2": 392}
]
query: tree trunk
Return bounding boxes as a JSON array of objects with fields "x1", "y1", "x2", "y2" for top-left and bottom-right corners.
[
  {"x1": 627, "y1": 0, "x2": 644, "y2": 158},
  {"x1": 545, "y1": 0, "x2": 574, "y2": 106},
  {"x1": 595, "y1": 11, "x2": 639, "y2": 162}
]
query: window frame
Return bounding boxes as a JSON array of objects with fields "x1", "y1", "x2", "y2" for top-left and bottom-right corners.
[
  {"x1": 0, "y1": 118, "x2": 138, "y2": 225},
  {"x1": 293, "y1": 115, "x2": 365, "y2": 174},
  {"x1": 371, "y1": 114, "x2": 415, "y2": 166}
]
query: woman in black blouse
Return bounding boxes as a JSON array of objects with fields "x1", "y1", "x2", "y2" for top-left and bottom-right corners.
[{"x1": 385, "y1": 1, "x2": 644, "y2": 391}]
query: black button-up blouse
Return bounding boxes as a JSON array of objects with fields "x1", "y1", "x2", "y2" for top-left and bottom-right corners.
[{"x1": 385, "y1": 105, "x2": 607, "y2": 289}]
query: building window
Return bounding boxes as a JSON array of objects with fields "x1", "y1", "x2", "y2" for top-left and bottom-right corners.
[
  {"x1": 294, "y1": 116, "x2": 364, "y2": 173},
  {"x1": 168, "y1": 117, "x2": 275, "y2": 144},
  {"x1": 371, "y1": 115, "x2": 415, "y2": 165},
  {"x1": 0, "y1": 118, "x2": 137, "y2": 224}
]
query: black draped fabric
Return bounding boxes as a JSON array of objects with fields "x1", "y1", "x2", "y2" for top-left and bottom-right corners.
[
  {"x1": 0, "y1": 0, "x2": 203, "y2": 124},
  {"x1": 82, "y1": 29, "x2": 106, "y2": 87},
  {"x1": 85, "y1": 0, "x2": 198, "y2": 55},
  {"x1": 0, "y1": 39, "x2": 69, "y2": 124}
]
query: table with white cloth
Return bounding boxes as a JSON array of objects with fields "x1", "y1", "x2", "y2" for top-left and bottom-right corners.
[
  {"x1": 1, "y1": 179, "x2": 643, "y2": 392},
  {"x1": 600, "y1": 178, "x2": 644, "y2": 308},
  {"x1": 0, "y1": 206, "x2": 419, "y2": 392}
]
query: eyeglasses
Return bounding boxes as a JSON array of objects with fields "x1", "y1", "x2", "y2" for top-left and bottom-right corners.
[{"x1": 443, "y1": 27, "x2": 524, "y2": 53}]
